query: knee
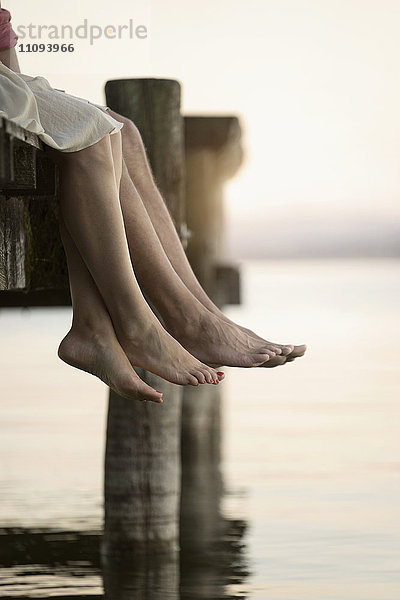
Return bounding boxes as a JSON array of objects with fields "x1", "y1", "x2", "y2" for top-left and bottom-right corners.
[
  {"x1": 123, "y1": 119, "x2": 142, "y2": 145},
  {"x1": 121, "y1": 119, "x2": 143, "y2": 150},
  {"x1": 107, "y1": 110, "x2": 143, "y2": 146},
  {"x1": 46, "y1": 134, "x2": 113, "y2": 170}
]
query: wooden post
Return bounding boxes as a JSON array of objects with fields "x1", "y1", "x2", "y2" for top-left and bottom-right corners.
[
  {"x1": 183, "y1": 116, "x2": 243, "y2": 303},
  {"x1": 180, "y1": 117, "x2": 243, "y2": 592},
  {"x1": 181, "y1": 115, "x2": 243, "y2": 438},
  {"x1": 102, "y1": 79, "x2": 185, "y2": 564},
  {"x1": 105, "y1": 79, "x2": 185, "y2": 232}
]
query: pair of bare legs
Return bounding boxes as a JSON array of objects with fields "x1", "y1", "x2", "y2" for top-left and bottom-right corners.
[{"x1": 46, "y1": 111, "x2": 306, "y2": 403}]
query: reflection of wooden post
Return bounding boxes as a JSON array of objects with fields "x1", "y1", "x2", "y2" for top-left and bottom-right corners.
[
  {"x1": 180, "y1": 385, "x2": 223, "y2": 557},
  {"x1": 180, "y1": 117, "x2": 243, "y2": 597},
  {"x1": 102, "y1": 79, "x2": 184, "y2": 563},
  {"x1": 103, "y1": 553, "x2": 179, "y2": 600}
]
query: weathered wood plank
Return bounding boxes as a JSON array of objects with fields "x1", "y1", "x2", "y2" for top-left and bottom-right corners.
[
  {"x1": 0, "y1": 142, "x2": 37, "y2": 191},
  {"x1": 24, "y1": 195, "x2": 68, "y2": 291},
  {"x1": 0, "y1": 194, "x2": 68, "y2": 294},
  {"x1": 0, "y1": 116, "x2": 66, "y2": 296},
  {"x1": 0, "y1": 195, "x2": 27, "y2": 290},
  {"x1": 0, "y1": 116, "x2": 42, "y2": 149},
  {"x1": 0, "y1": 289, "x2": 71, "y2": 306},
  {"x1": 0, "y1": 117, "x2": 42, "y2": 190},
  {"x1": 0, "y1": 120, "x2": 57, "y2": 196},
  {"x1": 0, "y1": 124, "x2": 13, "y2": 183}
]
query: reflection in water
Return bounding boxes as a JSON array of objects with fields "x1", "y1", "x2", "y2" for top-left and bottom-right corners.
[
  {"x1": 3, "y1": 261, "x2": 398, "y2": 597},
  {"x1": 103, "y1": 553, "x2": 180, "y2": 600},
  {"x1": 0, "y1": 520, "x2": 248, "y2": 599},
  {"x1": 180, "y1": 385, "x2": 250, "y2": 599},
  {"x1": 0, "y1": 529, "x2": 102, "y2": 598},
  {"x1": 0, "y1": 387, "x2": 249, "y2": 599}
]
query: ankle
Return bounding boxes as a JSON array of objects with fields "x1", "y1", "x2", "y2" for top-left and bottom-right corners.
[
  {"x1": 113, "y1": 308, "x2": 158, "y2": 343},
  {"x1": 71, "y1": 314, "x2": 114, "y2": 341},
  {"x1": 163, "y1": 303, "x2": 204, "y2": 338}
]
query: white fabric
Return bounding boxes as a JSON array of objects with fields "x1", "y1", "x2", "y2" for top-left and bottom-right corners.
[{"x1": 0, "y1": 62, "x2": 123, "y2": 152}]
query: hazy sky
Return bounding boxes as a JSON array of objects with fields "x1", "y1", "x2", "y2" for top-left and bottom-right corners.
[{"x1": 10, "y1": 0, "x2": 400, "y2": 256}]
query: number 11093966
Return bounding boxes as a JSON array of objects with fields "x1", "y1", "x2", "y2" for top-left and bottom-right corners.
[{"x1": 18, "y1": 43, "x2": 75, "y2": 52}]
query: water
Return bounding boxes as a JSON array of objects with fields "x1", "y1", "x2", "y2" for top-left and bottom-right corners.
[{"x1": 0, "y1": 259, "x2": 399, "y2": 599}]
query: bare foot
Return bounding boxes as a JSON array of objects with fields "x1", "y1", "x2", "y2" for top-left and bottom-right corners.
[
  {"x1": 58, "y1": 326, "x2": 164, "y2": 403},
  {"x1": 166, "y1": 308, "x2": 274, "y2": 368},
  {"x1": 115, "y1": 313, "x2": 224, "y2": 386},
  {"x1": 231, "y1": 321, "x2": 307, "y2": 363},
  {"x1": 166, "y1": 298, "x2": 306, "y2": 368},
  {"x1": 233, "y1": 322, "x2": 307, "y2": 360},
  {"x1": 192, "y1": 303, "x2": 307, "y2": 364}
]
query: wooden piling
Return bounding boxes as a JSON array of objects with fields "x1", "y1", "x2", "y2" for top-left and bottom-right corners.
[
  {"x1": 104, "y1": 381, "x2": 181, "y2": 558},
  {"x1": 181, "y1": 115, "x2": 243, "y2": 445},
  {"x1": 105, "y1": 78, "x2": 185, "y2": 234},
  {"x1": 102, "y1": 79, "x2": 185, "y2": 563},
  {"x1": 180, "y1": 117, "x2": 243, "y2": 588},
  {"x1": 183, "y1": 116, "x2": 243, "y2": 303}
]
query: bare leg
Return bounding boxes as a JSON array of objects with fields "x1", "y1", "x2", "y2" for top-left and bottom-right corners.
[
  {"x1": 46, "y1": 134, "x2": 222, "y2": 386},
  {"x1": 58, "y1": 216, "x2": 164, "y2": 403},
  {"x1": 108, "y1": 111, "x2": 306, "y2": 364},
  {"x1": 117, "y1": 158, "x2": 272, "y2": 368}
]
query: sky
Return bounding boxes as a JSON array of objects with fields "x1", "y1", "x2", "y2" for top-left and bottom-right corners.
[{"x1": 10, "y1": 0, "x2": 400, "y2": 257}]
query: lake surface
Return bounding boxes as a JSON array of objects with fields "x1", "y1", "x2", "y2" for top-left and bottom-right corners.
[{"x1": 0, "y1": 259, "x2": 399, "y2": 599}]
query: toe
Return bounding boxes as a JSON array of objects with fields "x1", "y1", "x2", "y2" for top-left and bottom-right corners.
[
  {"x1": 260, "y1": 355, "x2": 287, "y2": 368},
  {"x1": 200, "y1": 368, "x2": 213, "y2": 384},
  {"x1": 192, "y1": 370, "x2": 206, "y2": 384},
  {"x1": 143, "y1": 389, "x2": 164, "y2": 403},
  {"x1": 153, "y1": 390, "x2": 164, "y2": 403},
  {"x1": 280, "y1": 345, "x2": 294, "y2": 356},
  {"x1": 186, "y1": 373, "x2": 201, "y2": 386},
  {"x1": 269, "y1": 345, "x2": 282, "y2": 354},
  {"x1": 209, "y1": 368, "x2": 220, "y2": 384},
  {"x1": 216, "y1": 370, "x2": 225, "y2": 381},
  {"x1": 241, "y1": 353, "x2": 271, "y2": 367},
  {"x1": 289, "y1": 344, "x2": 307, "y2": 358},
  {"x1": 119, "y1": 375, "x2": 163, "y2": 404}
]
